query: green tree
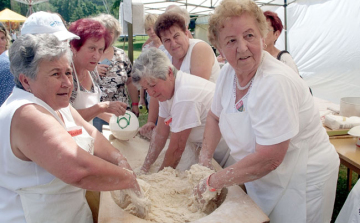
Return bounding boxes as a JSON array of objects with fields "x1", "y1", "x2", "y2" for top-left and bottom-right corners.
[{"x1": 0, "y1": 0, "x2": 11, "y2": 11}]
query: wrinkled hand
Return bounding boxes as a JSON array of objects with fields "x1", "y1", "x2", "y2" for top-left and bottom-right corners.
[
  {"x1": 139, "y1": 122, "x2": 155, "y2": 140},
  {"x1": 193, "y1": 177, "x2": 208, "y2": 207},
  {"x1": 131, "y1": 105, "x2": 139, "y2": 117},
  {"x1": 102, "y1": 101, "x2": 127, "y2": 117},
  {"x1": 97, "y1": 64, "x2": 109, "y2": 76},
  {"x1": 140, "y1": 161, "x2": 151, "y2": 174}
]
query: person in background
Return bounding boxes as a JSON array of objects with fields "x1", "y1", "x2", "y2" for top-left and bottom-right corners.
[
  {"x1": 0, "y1": 22, "x2": 10, "y2": 55},
  {"x1": 0, "y1": 34, "x2": 141, "y2": 223},
  {"x1": 139, "y1": 12, "x2": 220, "y2": 139},
  {"x1": 165, "y1": 5, "x2": 193, "y2": 38},
  {"x1": 193, "y1": 0, "x2": 339, "y2": 222},
  {"x1": 139, "y1": 13, "x2": 167, "y2": 112},
  {"x1": 335, "y1": 179, "x2": 360, "y2": 223},
  {"x1": 0, "y1": 22, "x2": 14, "y2": 105},
  {"x1": 21, "y1": 11, "x2": 79, "y2": 42},
  {"x1": 264, "y1": 10, "x2": 312, "y2": 94},
  {"x1": 68, "y1": 18, "x2": 127, "y2": 126},
  {"x1": 92, "y1": 14, "x2": 139, "y2": 132},
  {"x1": 142, "y1": 14, "x2": 164, "y2": 51},
  {"x1": 263, "y1": 10, "x2": 299, "y2": 74},
  {"x1": 133, "y1": 48, "x2": 231, "y2": 173}
]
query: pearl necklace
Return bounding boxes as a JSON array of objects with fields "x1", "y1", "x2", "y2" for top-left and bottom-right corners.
[{"x1": 236, "y1": 77, "x2": 253, "y2": 90}]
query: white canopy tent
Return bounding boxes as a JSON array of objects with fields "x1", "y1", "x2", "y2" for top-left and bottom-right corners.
[
  {"x1": 272, "y1": 0, "x2": 360, "y2": 104},
  {"x1": 135, "y1": 0, "x2": 360, "y2": 104}
]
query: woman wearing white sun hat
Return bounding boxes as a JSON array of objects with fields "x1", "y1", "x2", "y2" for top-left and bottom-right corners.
[{"x1": 21, "y1": 11, "x2": 79, "y2": 41}]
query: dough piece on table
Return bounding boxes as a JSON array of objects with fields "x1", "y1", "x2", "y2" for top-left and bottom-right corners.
[{"x1": 111, "y1": 179, "x2": 151, "y2": 219}]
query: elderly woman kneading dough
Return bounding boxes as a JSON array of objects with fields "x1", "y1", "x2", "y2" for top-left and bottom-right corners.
[
  {"x1": 132, "y1": 48, "x2": 226, "y2": 173},
  {"x1": 194, "y1": 0, "x2": 340, "y2": 222},
  {"x1": 0, "y1": 34, "x2": 142, "y2": 222},
  {"x1": 140, "y1": 11, "x2": 220, "y2": 139}
]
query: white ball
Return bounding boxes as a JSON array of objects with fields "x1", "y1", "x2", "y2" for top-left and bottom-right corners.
[{"x1": 109, "y1": 111, "x2": 139, "y2": 141}]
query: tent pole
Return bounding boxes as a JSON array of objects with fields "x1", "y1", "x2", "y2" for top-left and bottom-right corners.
[
  {"x1": 128, "y1": 22, "x2": 134, "y2": 63},
  {"x1": 284, "y1": 0, "x2": 288, "y2": 51}
]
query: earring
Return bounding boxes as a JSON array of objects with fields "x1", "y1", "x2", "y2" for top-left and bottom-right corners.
[
  {"x1": 264, "y1": 44, "x2": 267, "y2": 50},
  {"x1": 28, "y1": 89, "x2": 32, "y2": 93}
]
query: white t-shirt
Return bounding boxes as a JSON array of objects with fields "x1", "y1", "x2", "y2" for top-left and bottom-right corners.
[
  {"x1": 159, "y1": 71, "x2": 215, "y2": 143},
  {"x1": 212, "y1": 51, "x2": 339, "y2": 184},
  {"x1": 278, "y1": 52, "x2": 299, "y2": 74}
]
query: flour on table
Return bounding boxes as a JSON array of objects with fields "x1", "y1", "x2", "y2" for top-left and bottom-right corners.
[
  {"x1": 111, "y1": 164, "x2": 220, "y2": 223},
  {"x1": 109, "y1": 137, "x2": 221, "y2": 222},
  {"x1": 111, "y1": 179, "x2": 151, "y2": 219}
]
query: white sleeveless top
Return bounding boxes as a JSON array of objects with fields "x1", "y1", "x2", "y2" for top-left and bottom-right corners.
[
  {"x1": 0, "y1": 87, "x2": 93, "y2": 223},
  {"x1": 167, "y1": 38, "x2": 220, "y2": 83}
]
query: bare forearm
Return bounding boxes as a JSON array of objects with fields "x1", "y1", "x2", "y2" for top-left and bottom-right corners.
[
  {"x1": 142, "y1": 128, "x2": 168, "y2": 170},
  {"x1": 159, "y1": 145, "x2": 184, "y2": 170},
  {"x1": 70, "y1": 155, "x2": 137, "y2": 191},
  {"x1": 199, "y1": 111, "x2": 222, "y2": 165},
  {"x1": 160, "y1": 129, "x2": 191, "y2": 170},
  {"x1": 209, "y1": 142, "x2": 289, "y2": 190},
  {"x1": 147, "y1": 96, "x2": 159, "y2": 123}
]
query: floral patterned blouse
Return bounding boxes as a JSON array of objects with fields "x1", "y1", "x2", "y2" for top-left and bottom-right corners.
[{"x1": 91, "y1": 46, "x2": 132, "y2": 107}]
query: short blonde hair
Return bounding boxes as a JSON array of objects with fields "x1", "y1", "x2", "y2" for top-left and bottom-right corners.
[
  {"x1": 0, "y1": 23, "x2": 11, "y2": 50},
  {"x1": 92, "y1": 13, "x2": 121, "y2": 41},
  {"x1": 208, "y1": 0, "x2": 268, "y2": 48},
  {"x1": 144, "y1": 14, "x2": 158, "y2": 30}
]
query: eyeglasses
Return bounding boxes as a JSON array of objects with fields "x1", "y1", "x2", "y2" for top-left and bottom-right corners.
[{"x1": 268, "y1": 29, "x2": 275, "y2": 33}]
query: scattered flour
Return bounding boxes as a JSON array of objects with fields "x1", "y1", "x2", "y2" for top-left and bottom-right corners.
[{"x1": 111, "y1": 164, "x2": 220, "y2": 222}]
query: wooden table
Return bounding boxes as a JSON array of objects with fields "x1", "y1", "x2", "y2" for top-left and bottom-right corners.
[
  {"x1": 98, "y1": 129, "x2": 269, "y2": 223},
  {"x1": 330, "y1": 137, "x2": 360, "y2": 190}
]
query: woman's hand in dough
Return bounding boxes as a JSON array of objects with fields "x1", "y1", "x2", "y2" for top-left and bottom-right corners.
[
  {"x1": 97, "y1": 64, "x2": 109, "y2": 76},
  {"x1": 139, "y1": 122, "x2": 156, "y2": 140},
  {"x1": 193, "y1": 177, "x2": 208, "y2": 206},
  {"x1": 101, "y1": 101, "x2": 127, "y2": 117},
  {"x1": 140, "y1": 159, "x2": 152, "y2": 174}
]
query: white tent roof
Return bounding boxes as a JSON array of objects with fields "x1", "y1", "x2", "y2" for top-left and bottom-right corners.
[{"x1": 142, "y1": 0, "x2": 297, "y2": 15}]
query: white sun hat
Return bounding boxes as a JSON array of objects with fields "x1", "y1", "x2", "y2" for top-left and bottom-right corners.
[{"x1": 21, "y1": 11, "x2": 79, "y2": 41}]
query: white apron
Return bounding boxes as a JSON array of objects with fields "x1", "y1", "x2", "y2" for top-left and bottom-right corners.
[
  {"x1": 218, "y1": 83, "x2": 308, "y2": 222},
  {"x1": 72, "y1": 64, "x2": 101, "y2": 124},
  {"x1": 16, "y1": 105, "x2": 94, "y2": 223}
]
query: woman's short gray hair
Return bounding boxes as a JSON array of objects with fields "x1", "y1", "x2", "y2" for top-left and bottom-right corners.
[
  {"x1": 208, "y1": 0, "x2": 268, "y2": 49},
  {"x1": 92, "y1": 13, "x2": 122, "y2": 41},
  {"x1": 9, "y1": 34, "x2": 72, "y2": 89},
  {"x1": 132, "y1": 47, "x2": 176, "y2": 87}
]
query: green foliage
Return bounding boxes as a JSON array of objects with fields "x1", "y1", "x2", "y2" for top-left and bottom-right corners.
[
  {"x1": 0, "y1": 0, "x2": 11, "y2": 11},
  {"x1": 6, "y1": 0, "x2": 118, "y2": 23}
]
